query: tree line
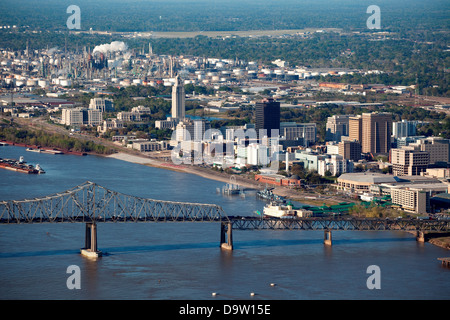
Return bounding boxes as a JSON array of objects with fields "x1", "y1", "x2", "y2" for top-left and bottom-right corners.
[{"x1": 0, "y1": 126, "x2": 115, "y2": 154}]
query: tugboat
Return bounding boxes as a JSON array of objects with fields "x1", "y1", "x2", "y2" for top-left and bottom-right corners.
[
  {"x1": 35, "y1": 164, "x2": 45, "y2": 174},
  {"x1": 257, "y1": 186, "x2": 285, "y2": 203}
]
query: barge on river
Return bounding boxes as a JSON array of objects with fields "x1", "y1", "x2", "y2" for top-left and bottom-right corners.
[{"x1": 0, "y1": 157, "x2": 45, "y2": 174}]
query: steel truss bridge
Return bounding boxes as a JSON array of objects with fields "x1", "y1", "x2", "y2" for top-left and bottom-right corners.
[{"x1": 1, "y1": 182, "x2": 449, "y2": 255}]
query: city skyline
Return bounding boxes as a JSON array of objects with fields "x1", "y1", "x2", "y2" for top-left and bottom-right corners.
[{"x1": 0, "y1": 0, "x2": 449, "y2": 304}]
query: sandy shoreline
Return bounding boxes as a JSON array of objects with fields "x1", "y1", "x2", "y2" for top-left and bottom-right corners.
[
  {"x1": 106, "y1": 153, "x2": 359, "y2": 207},
  {"x1": 105, "y1": 152, "x2": 347, "y2": 206},
  {"x1": 107, "y1": 152, "x2": 262, "y2": 190}
]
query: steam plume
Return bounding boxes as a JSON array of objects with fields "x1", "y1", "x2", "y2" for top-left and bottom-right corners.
[{"x1": 93, "y1": 41, "x2": 128, "y2": 54}]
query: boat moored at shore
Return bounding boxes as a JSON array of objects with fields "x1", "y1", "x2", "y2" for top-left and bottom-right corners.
[
  {"x1": 263, "y1": 202, "x2": 313, "y2": 218},
  {"x1": 257, "y1": 186, "x2": 285, "y2": 203}
]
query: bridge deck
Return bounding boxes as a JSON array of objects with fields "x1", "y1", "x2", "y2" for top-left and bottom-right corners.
[
  {"x1": 0, "y1": 182, "x2": 449, "y2": 232},
  {"x1": 228, "y1": 216, "x2": 450, "y2": 231}
]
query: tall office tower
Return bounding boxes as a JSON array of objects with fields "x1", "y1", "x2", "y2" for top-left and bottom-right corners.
[
  {"x1": 255, "y1": 98, "x2": 280, "y2": 139},
  {"x1": 171, "y1": 75, "x2": 185, "y2": 120},
  {"x1": 392, "y1": 120, "x2": 417, "y2": 138},
  {"x1": 325, "y1": 115, "x2": 351, "y2": 141},
  {"x1": 348, "y1": 115, "x2": 362, "y2": 143},
  {"x1": 280, "y1": 122, "x2": 317, "y2": 147},
  {"x1": 361, "y1": 112, "x2": 392, "y2": 154}
]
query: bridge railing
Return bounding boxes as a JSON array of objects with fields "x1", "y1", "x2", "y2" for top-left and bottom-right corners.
[
  {"x1": 0, "y1": 181, "x2": 229, "y2": 224},
  {"x1": 228, "y1": 216, "x2": 450, "y2": 232},
  {"x1": 1, "y1": 182, "x2": 449, "y2": 233}
]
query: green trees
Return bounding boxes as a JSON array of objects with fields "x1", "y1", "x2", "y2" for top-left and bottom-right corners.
[
  {"x1": 278, "y1": 103, "x2": 449, "y2": 141},
  {"x1": 0, "y1": 127, "x2": 114, "y2": 154}
]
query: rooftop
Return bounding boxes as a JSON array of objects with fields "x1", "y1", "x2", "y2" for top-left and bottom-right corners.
[{"x1": 337, "y1": 172, "x2": 398, "y2": 184}]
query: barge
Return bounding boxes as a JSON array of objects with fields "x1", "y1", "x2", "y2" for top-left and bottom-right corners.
[{"x1": 0, "y1": 157, "x2": 45, "y2": 174}]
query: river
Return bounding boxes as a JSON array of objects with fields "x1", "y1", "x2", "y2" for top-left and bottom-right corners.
[{"x1": 0, "y1": 145, "x2": 448, "y2": 300}]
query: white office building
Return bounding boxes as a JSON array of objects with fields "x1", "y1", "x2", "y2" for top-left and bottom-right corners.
[{"x1": 247, "y1": 143, "x2": 270, "y2": 166}]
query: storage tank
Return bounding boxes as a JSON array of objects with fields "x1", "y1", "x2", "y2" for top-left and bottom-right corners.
[
  {"x1": 26, "y1": 79, "x2": 38, "y2": 87},
  {"x1": 38, "y1": 80, "x2": 49, "y2": 88},
  {"x1": 59, "y1": 79, "x2": 71, "y2": 87}
]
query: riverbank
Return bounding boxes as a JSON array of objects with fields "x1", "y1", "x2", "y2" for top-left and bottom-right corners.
[
  {"x1": 2, "y1": 116, "x2": 338, "y2": 206},
  {"x1": 106, "y1": 152, "x2": 360, "y2": 207},
  {"x1": 107, "y1": 152, "x2": 263, "y2": 191},
  {"x1": 429, "y1": 237, "x2": 450, "y2": 250}
]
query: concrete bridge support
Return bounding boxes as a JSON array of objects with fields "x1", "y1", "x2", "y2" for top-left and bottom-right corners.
[
  {"x1": 416, "y1": 230, "x2": 425, "y2": 243},
  {"x1": 220, "y1": 222, "x2": 233, "y2": 251},
  {"x1": 80, "y1": 222, "x2": 102, "y2": 258},
  {"x1": 324, "y1": 229, "x2": 332, "y2": 246}
]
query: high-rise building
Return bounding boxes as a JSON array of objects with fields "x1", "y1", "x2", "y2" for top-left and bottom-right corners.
[
  {"x1": 86, "y1": 109, "x2": 103, "y2": 126},
  {"x1": 247, "y1": 143, "x2": 270, "y2": 166},
  {"x1": 326, "y1": 115, "x2": 351, "y2": 141},
  {"x1": 172, "y1": 75, "x2": 185, "y2": 120},
  {"x1": 280, "y1": 122, "x2": 316, "y2": 147},
  {"x1": 89, "y1": 98, "x2": 114, "y2": 112},
  {"x1": 338, "y1": 140, "x2": 362, "y2": 162},
  {"x1": 392, "y1": 120, "x2": 417, "y2": 138},
  {"x1": 61, "y1": 107, "x2": 103, "y2": 127},
  {"x1": 348, "y1": 115, "x2": 362, "y2": 143},
  {"x1": 61, "y1": 107, "x2": 84, "y2": 126},
  {"x1": 391, "y1": 147, "x2": 429, "y2": 176},
  {"x1": 410, "y1": 137, "x2": 449, "y2": 165},
  {"x1": 361, "y1": 112, "x2": 392, "y2": 154},
  {"x1": 317, "y1": 154, "x2": 354, "y2": 176},
  {"x1": 175, "y1": 119, "x2": 211, "y2": 142},
  {"x1": 255, "y1": 98, "x2": 280, "y2": 139}
]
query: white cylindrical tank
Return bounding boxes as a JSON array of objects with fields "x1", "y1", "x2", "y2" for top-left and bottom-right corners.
[
  {"x1": 59, "y1": 79, "x2": 71, "y2": 87},
  {"x1": 38, "y1": 80, "x2": 49, "y2": 87},
  {"x1": 26, "y1": 79, "x2": 38, "y2": 87}
]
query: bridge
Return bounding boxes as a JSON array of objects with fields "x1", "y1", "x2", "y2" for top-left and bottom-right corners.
[{"x1": 1, "y1": 182, "x2": 449, "y2": 257}]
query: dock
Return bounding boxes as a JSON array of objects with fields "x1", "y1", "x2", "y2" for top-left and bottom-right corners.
[{"x1": 438, "y1": 258, "x2": 450, "y2": 268}]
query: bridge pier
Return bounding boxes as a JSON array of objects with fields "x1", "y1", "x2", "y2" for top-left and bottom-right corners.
[
  {"x1": 416, "y1": 230, "x2": 425, "y2": 243},
  {"x1": 80, "y1": 222, "x2": 102, "y2": 258},
  {"x1": 324, "y1": 229, "x2": 332, "y2": 246},
  {"x1": 220, "y1": 222, "x2": 233, "y2": 251}
]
